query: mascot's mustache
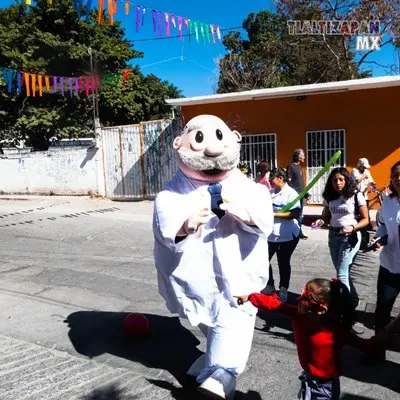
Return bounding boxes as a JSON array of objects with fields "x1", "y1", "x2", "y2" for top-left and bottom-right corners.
[{"x1": 177, "y1": 143, "x2": 241, "y2": 171}]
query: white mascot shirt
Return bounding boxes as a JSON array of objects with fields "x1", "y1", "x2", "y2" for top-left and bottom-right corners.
[{"x1": 153, "y1": 168, "x2": 273, "y2": 327}]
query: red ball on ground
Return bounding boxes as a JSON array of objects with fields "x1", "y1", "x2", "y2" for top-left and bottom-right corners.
[{"x1": 123, "y1": 313, "x2": 150, "y2": 338}]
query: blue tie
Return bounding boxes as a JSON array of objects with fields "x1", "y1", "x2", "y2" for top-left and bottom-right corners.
[{"x1": 208, "y1": 183, "x2": 225, "y2": 219}]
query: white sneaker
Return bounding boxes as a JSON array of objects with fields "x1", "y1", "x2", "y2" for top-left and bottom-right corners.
[
  {"x1": 197, "y1": 368, "x2": 236, "y2": 399},
  {"x1": 261, "y1": 285, "x2": 276, "y2": 295},
  {"x1": 279, "y1": 287, "x2": 288, "y2": 302},
  {"x1": 186, "y1": 354, "x2": 205, "y2": 377}
]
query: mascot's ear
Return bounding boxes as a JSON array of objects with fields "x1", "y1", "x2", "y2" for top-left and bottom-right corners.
[
  {"x1": 233, "y1": 130, "x2": 242, "y2": 143},
  {"x1": 173, "y1": 136, "x2": 182, "y2": 149}
]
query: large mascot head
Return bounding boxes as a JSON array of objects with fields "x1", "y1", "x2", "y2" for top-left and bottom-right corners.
[{"x1": 173, "y1": 115, "x2": 242, "y2": 182}]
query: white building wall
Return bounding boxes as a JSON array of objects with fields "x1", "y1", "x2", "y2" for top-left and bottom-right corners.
[{"x1": 0, "y1": 147, "x2": 105, "y2": 196}]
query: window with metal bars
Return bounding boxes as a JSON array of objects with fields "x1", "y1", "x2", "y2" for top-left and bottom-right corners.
[
  {"x1": 306, "y1": 129, "x2": 346, "y2": 204},
  {"x1": 239, "y1": 133, "x2": 277, "y2": 179}
]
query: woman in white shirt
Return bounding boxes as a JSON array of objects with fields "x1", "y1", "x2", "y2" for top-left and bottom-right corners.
[
  {"x1": 265, "y1": 168, "x2": 301, "y2": 302},
  {"x1": 373, "y1": 161, "x2": 400, "y2": 344},
  {"x1": 315, "y1": 167, "x2": 369, "y2": 308}
]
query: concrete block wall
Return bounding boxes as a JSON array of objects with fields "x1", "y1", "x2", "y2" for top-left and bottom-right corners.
[{"x1": 0, "y1": 147, "x2": 105, "y2": 196}]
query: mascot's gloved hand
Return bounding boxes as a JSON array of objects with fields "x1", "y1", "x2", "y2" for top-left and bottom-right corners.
[
  {"x1": 177, "y1": 208, "x2": 210, "y2": 236},
  {"x1": 219, "y1": 197, "x2": 254, "y2": 225}
]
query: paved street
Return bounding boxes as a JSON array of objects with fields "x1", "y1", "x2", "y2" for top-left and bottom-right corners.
[{"x1": 0, "y1": 195, "x2": 399, "y2": 400}]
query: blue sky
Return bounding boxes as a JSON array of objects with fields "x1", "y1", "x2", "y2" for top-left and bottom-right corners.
[{"x1": 1, "y1": 0, "x2": 399, "y2": 97}]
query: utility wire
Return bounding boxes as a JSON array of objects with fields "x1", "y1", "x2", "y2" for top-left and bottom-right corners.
[{"x1": 131, "y1": 26, "x2": 243, "y2": 42}]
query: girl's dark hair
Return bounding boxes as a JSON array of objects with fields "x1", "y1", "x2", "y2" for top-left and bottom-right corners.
[
  {"x1": 257, "y1": 160, "x2": 270, "y2": 175},
  {"x1": 308, "y1": 278, "x2": 355, "y2": 331},
  {"x1": 269, "y1": 167, "x2": 289, "y2": 182},
  {"x1": 322, "y1": 167, "x2": 357, "y2": 201},
  {"x1": 389, "y1": 160, "x2": 400, "y2": 198}
]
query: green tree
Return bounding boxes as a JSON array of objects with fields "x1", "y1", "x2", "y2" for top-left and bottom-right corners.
[
  {"x1": 0, "y1": 0, "x2": 181, "y2": 150},
  {"x1": 278, "y1": 0, "x2": 400, "y2": 74},
  {"x1": 217, "y1": 7, "x2": 372, "y2": 93}
]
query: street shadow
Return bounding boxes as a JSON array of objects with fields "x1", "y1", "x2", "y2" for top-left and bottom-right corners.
[
  {"x1": 147, "y1": 379, "x2": 263, "y2": 400},
  {"x1": 80, "y1": 147, "x2": 98, "y2": 168},
  {"x1": 81, "y1": 380, "x2": 262, "y2": 400},
  {"x1": 81, "y1": 384, "x2": 130, "y2": 399},
  {"x1": 342, "y1": 346, "x2": 400, "y2": 395},
  {"x1": 65, "y1": 311, "x2": 202, "y2": 389},
  {"x1": 340, "y1": 394, "x2": 375, "y2": 400},
  {"x1": 254, "y1": 292, "x2": 296, "y2": 343},
  {"x1": 67, "y1": 311, "x2": 263, "y2": 400}
]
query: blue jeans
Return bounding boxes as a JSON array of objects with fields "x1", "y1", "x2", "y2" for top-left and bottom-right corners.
[
  {"x1": 328, "y1": 231, "x2": 361, "y2": 305},
  {"x1": 298, "y1": 371, "x2": 340, "y2": 400}
]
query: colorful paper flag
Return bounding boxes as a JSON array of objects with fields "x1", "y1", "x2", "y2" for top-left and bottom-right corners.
[
  {"x1": 86, "y1": 0, "x2": 92, "y2": 21},
  {"x1": 200, "y1": 23, "x2": 205, "y2": 45},
  {"x1": 17, "y1": 72, "x2": 22, "y2": 94},
  {"x1": 45, "y1": 76, "x2": 50, "y2": 91},
  {"x1": 53, "y1": 76, "x2": 57, "y2": 93},
  {"x1": 31, "y1": 74, "x2": 36, "y2": 97},
  {"x1": 77, "y1": 0, "x2": 83, "y2": 19},
  {"x1": 122, "y1": 70, "x2": 131, "y2": 86},
  {"x1": 68, "y1": 78, "x2": 73, "y2": 97},
  {"x1": 7, "y1": 69, "x2": 13, "y2": 93},
  {"x1": 157, "y1": 11, "x2": 162, "y2": 37},
  {"x1": 38, "y1": 75, "x2": 43, "y2": 96},
  {"x1": 141, "y1": 7, "x2": 146, "y2": 25},
  {"x1": 216, "y1": 26, "x2": 221, "y2": 41},
  {"x1": 187, "y1": 19, "x2": 192, "y2": 43},
  {"x1": 136, "y1": 6, "x2": 141, "y2": 32},
  {"x1": 206, "y1": 24, "x2": 211, "y2": 44},
  {"x1": 178, "y1": 16, "x2": 183, "y2": 40},
  {"x1": 24, "y1": 73, "x2": 30, "y2": 96},
  {"x1": 165, "y1": 13, "x2": 170, "y2": 36},
  {"x1": 98, "y1": 0, "x2": 104, "y2": 24},
  {"x1": 152, "y1": 9, "x2": 156, "y2": 32},
  {"x1": 210, "y1": 24, "x2": 216, "y2": 44}
]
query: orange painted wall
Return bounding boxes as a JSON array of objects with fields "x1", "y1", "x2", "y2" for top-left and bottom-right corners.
[{"x1": 180, "y1": 86, "x2": 400, "y2": 193}]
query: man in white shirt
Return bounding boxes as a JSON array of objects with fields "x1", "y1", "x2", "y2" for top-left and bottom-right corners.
[
  {"x1": 351, "y1": 158, "x2": 375, "y2": 202},
  {"x1": 153, "y1": 115, "x2": 273, "y2": 399}
]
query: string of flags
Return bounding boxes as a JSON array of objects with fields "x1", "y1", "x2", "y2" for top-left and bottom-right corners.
[
  {"x1": 0, "y1": 66, "x2": 132, "y2": 97},
  {"x1": 24, "y1": 0, "x2": 222, "y2": 45}
]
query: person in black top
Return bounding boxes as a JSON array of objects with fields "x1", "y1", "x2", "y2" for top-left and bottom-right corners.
[{"x1": 287, "y1": 149, "x2": 308, "y2": 239}]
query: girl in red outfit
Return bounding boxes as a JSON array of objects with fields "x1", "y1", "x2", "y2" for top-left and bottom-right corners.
[{"x1": 237, "y1": 278, "x2": 375, "y2": 400}]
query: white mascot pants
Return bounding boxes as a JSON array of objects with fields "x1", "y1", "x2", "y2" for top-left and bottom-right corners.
[{"x1": 196, "y1": 302, "x2": 256, "y2": 383}]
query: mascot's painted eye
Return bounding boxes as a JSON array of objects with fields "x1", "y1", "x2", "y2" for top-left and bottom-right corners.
[
  {"x1": 195, "y1": 131, "x2": 204, "y2": 143},
  {"x1": 216, "y1": 129, "x2": 223, "y2": 140}
]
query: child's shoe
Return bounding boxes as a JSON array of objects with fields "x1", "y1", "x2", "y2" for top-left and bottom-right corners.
[
  {"x1": 262, "y1": 285, "x2": 276, "y2": 295},
  {"x1": 197, "y1": 368, "x2": 236, "y2": 399},
  {"x1": 279, "y1": 287, "x2": 288, "y2": 302}
]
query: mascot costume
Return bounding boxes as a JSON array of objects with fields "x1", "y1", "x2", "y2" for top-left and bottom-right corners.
[{"x1": 153, "y1": 115, "x2": 273, "y2": 399}]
